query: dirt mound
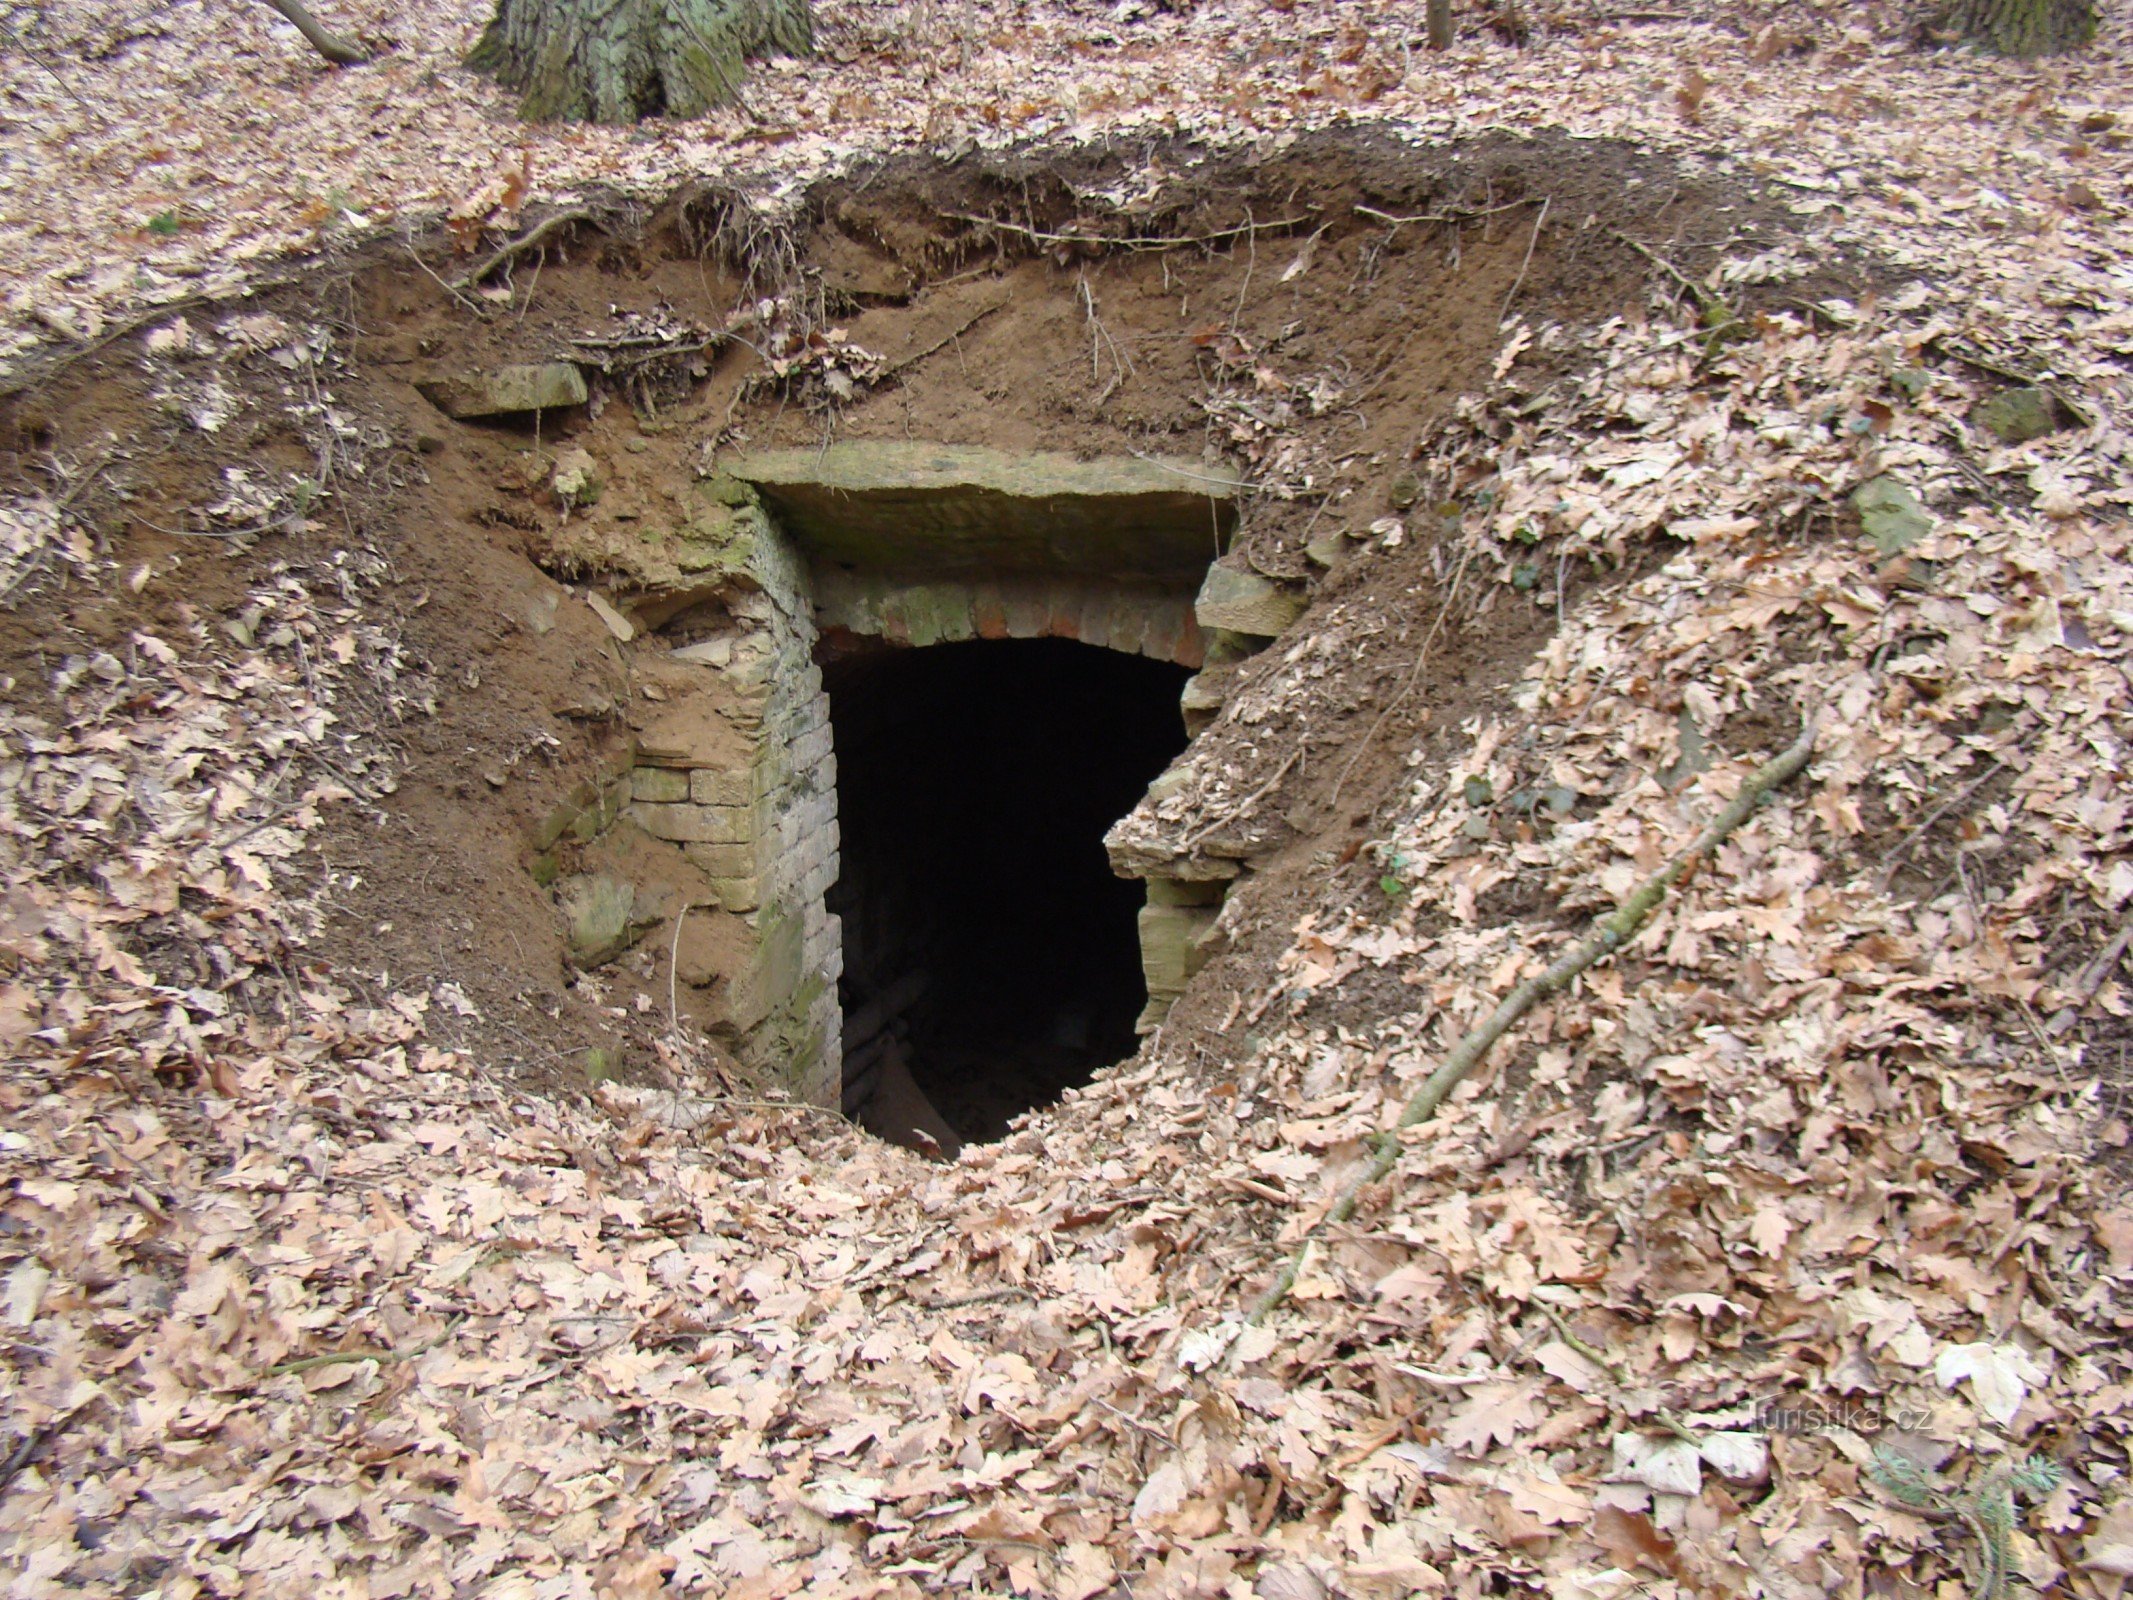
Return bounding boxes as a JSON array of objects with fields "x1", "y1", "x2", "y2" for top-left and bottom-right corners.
[{"x1": 4, "y1": 113, "x2": 2132, "y2": 1600}]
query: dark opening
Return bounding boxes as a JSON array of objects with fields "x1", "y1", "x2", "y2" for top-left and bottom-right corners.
[{"x1": 826, "y1": 638, "x2": 1191, "y2": 1148}]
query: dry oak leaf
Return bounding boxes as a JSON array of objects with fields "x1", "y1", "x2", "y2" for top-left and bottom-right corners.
[
  {"x1": 2083, "y1": 1499, "x2": 2133, "y2": 1577},
  {"x1": 1444, "y1": 1378, "x2": 1547, "y2": 1455},
  {"x1": 1934, "y1": 1341, "x2": 2045, "y2": 1427}
]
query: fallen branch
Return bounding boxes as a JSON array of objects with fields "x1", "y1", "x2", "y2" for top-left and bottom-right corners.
[
  {"x1": 258, "y1": 0, "x2": 370, "y2": 66},
  {"x1": 1247, "y1": 715, "x2": 1819, "y2": 1324},
  {"x1": 2046, "y1": 906, "x2": 2133, "y2": 1036},
  {"x1": 454, "y1": 209, "x2": 601, "y2": 293},
  {"x1": 267, "y1": 1316, "x2": 462, "y2": 1376}
]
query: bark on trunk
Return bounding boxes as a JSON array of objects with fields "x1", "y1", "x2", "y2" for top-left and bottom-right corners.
[
  {"x1": 1426, "y1": 0, "x2": 1453, "y2": 49},
  {"x1": 260, "y1": 0, "x2": 370, "y2": 65},
  {"x1": 469, "y1": 0, "x2": 812, "y2": 123},
  {"x1": 1940, "y1": 0, "x2": 2095, "y2": 54}
]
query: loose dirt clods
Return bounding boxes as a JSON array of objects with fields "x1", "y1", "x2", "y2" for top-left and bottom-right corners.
[{"x1": 2, "y1": 28, "x2": 2133, "y2": 1599}]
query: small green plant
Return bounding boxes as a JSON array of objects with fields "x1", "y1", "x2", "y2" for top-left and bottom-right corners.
[
  {"x1": 146, "y1": 211, "x2": 183, "y2": 237},
  {"x1": 1375, "y1": 847, "x2": 1412, "y2": 903},
  {"x1": 1869, "y1": 1444, "x2": 2064, "y2": 1600}
]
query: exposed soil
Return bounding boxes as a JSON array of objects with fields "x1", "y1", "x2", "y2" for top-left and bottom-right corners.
[{"x1": 0, "y1": 126, "x2": 1824, "y2": 1118}]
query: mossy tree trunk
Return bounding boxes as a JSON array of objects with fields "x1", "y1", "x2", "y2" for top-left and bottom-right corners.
[
  {"x1": 468, "y1": 0, "x2": 812, "y2": 123},
  {"x1": 1941, "y1": 0, "x2": 2095, "y2": 54}
]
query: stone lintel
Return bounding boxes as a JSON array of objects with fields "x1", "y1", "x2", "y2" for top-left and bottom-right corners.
[{"x1": 723, "y1": 441, "x2": 1239, "y2": 584}]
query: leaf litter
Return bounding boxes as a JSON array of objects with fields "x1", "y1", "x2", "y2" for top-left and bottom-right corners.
[{"x1": 5, "y1": 0, "x2": 2133, "y2": 1597}]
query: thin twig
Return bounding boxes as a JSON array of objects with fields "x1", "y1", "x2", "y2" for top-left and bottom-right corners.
[
  {"x1": 403, "y1": 239, "x2": 487, "y2": 317},
  {"x1": 1124, "y1": 451, "x2": 1249, "y2": 495},
  {"x1": 1927, "y1": 335, "x2": 2096, "y2": 429},
  {"x1": 1247, "y1": 716, "x2": 1820, "y2": 1325},
  {"x1": 51, "y1": 442, "x2": 118, "y2": 515},
  {"x1": 2046, "y1": 907, "x2": 2133, "y2": 1036},
  {"x1": 0, "y1": 1426, "x2": 51, "y2": 1497},
  {"x1": 1499, "y1": 196, "x2": 1550, "y2": 326},
  {"x1": 1876, "y1": 761, "x2": 2004, "y2": 892},
  {"x1": 946, "y1": 212, "x2": 1313, "y2": 252},
  {"x1": 267, "y1": 1316, "x2": 462, "y2": 1376},
  {"x1": 1535, "y1": 1303, "x2": 1624, "y2": 1383},
  {"x1": 884, "y1": 296, "x2": 1009, "y2": 375},
  {"x1": 1614, "y1": 231, "x2": 1704, "y2": 296},
  {"x1": 1355, "y1": 199, "x2": 1537, "y2": 229},
  {"x1": 1183, "y1": 748, "x2": 1302, "y2": 850},
  {"x1": 1329, "y1": 536, "x2": 1475, "y2": 809}
]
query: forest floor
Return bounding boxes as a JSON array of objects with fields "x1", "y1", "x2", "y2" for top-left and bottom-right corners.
[{"x1": 6, "y1": 2, "x2": 2133, "y2": 1599}]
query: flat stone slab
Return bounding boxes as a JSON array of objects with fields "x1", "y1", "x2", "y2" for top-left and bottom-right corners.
[
  {"x1": 1196, "y1": 563, "x2": 1304, "y2": 636},
  {"x1": 418, "y1": 362, "x2": 588, "y2": 420},
  {"x1": 723, "y1": 441, "x2": 1239, "y2": 583}
]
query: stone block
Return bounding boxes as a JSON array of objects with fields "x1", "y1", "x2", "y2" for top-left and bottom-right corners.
[
  {"x1": 1104, "y1": 595, "x2": 1151, "y2": 659},
  {"x1": 1196, "y1": 565, "x2": 1304, "y2": 637},
  {"x1": 690, "y1": 768, "x2": 755, "y2": 807},
  {"x1": 634, "y1": 801, "x2": 754, "y2": 846},
  {"x1": 1138, "y1": 603, "x2": 1183, "y2": 665},
  {"x1": 722, "y1": 441, "x2": 1240, "y2": 585},
  {"x1": 1146, "y1": 876, "x2": 1227, "y2": 907},
  {"x1": 801, "y1": 856, "x2": 840, "y2": 902},
  {"x1": 1138, "y1": 903, "x2": 1220, "y2": 995},
  {"x1": 1134, "y1": 996, "x2": 1175, "y2": 1035},
  {"x1": 728, "y1": 907, "x2": 805, "y2": 1032},
  {"x1": 708, "y1": 876, "x2": 761, "y2": 913},
  {"x1": 631, "y1": 767, "x2": 691, "y2": 803},
  {"x1": 1173, "y1": 616, "x2": 1206, "y2": 670},
  {"x1": 973, "y1": 587, "x2": 1011, "y2": 640},
  {"x1": 790, "y1": 724, "x2": 834, "y2": 770},
  {"x1": 531, "y1": 774, "x2": 630, "y2": 851},
  {"x1": 893, "y1": 586, "x2": 976, "y2": 647},
  {"x1": 1077, "y1": 592, "x2": 1113, "y2": 651},
  {"x1": 555, "y1": 873, "x2": 647, "y2": 967},
  {"x1": 417, "y1": 362, "x2": 588, "y2": 420},
  {"x1": 1003, "y1": 590, "x2": 1051, "y2": 641},
  {"x1": 1179, "y1": 671, "x2": 1225, "y2": 735},
  {"x1": 683, "y1": 842, "x2": 755, "y2": 877}
]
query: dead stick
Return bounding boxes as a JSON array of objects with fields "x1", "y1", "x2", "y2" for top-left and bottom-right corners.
[
  {"x1": 1183, "y1": 748, "x2": 1301, "y2": 850},
  {"x1": 946, "y1": 213, "x2": 1313, "y2": 252},
  {"x1": 1356, "y1": 200, "x2": 1537, "y2": 229},
  {"x1": 1927, "y1": 335, "x2": 2096, "y2": 429},
  {"x1": 258, "y1": 0, "x2": 369, "y2": 65},
  {"x1": 1499, "y1": 195, "x2": 1550, "y2": 327},
  {"x1": 267, "y1": 1316, "x2": 462, "y2": 1376},
  {"x1": 1246, "y1": 715, "x2": 1819, "y2": 1325}
]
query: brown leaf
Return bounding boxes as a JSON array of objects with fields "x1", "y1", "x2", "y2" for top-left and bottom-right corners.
[
  {"x1": 1676, "y1": 67, "x2": 1710, "y2": 122},
  {"x1": 1590, "y1": 1506, "x2": 1686, "y2": 1579}
]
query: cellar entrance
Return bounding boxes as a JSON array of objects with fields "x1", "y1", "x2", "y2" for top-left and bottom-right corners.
[{"x1": 827, "y1": 639, "x2": 1192, "y2": 1151}]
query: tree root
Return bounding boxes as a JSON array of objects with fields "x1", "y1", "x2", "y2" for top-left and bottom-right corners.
[{"x1": 454, "y1": 209, "x2": 603, "y2": 293}]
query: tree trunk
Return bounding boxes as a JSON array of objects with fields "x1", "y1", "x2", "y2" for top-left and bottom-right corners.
[
  {"x1": 260, "y1": 0, "x2": 370, "y2": 65},
  {"x1": 469, "y1": 0, "x2": 812, "y2": 123},
  {"x1": 1426, "y1": 0, "x2": 1453, "y2": 49},
  {"x1": 1940, "y1": 0, "x2": 2095, "y2": 54}
]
